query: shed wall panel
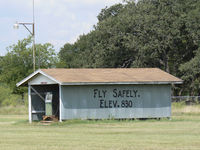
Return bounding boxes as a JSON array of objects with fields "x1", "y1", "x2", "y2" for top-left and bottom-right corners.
[{"x1": 60, "y1": 84, "x2": 171, "y2": 120}]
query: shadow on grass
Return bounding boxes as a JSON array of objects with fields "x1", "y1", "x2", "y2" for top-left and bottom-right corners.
[
  {"x1": 12, "y1": 118, "x2": 166, "y2": 126},
  {"x1": 13, "y1": 113, "x2": 200, "y2": 126},
  {"x1": 49, "y1": 118, "x2": 172, "y2": 126}
]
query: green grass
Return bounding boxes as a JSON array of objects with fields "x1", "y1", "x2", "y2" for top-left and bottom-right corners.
[
  {"x1": 0, "y1": 105, "x2": 28, "y2": 115},
  {"x1": 0, "y1": 104, "x2": 200, "y2": 150}
]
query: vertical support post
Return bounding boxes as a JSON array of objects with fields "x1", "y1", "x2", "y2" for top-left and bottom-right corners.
[
  {"x1": 59, "y1": 84, "x2": 62, "y2": 122},
  {"x1": 28, "y1": 85, "x2": 32, "y2": 123},
  {"x1": 169, "y1": 85, "x2": 172, "y2": 120}
]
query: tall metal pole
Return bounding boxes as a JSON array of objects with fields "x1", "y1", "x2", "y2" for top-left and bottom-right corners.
[
  {"x1": 14, "y1": 0, "x2": 36, "y2": 72},
  {"x1": 32, "y1": 0, "x2": 36, "y2": 72}
]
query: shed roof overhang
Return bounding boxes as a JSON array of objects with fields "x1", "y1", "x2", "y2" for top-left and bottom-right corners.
[
  {"x1": 60, "y1": 81, "x2": 183, "y2": 85},
  {"x1": 16, "y1": 70, "x2": 61, "y2": 87},
  {"x1": 17, "y1": 68, "x2": 183, "y2": 87}
]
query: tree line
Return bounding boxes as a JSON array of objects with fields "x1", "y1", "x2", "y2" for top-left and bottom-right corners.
[{"x1": 0, "y1": 0, "x2": 200, "y2": 105}]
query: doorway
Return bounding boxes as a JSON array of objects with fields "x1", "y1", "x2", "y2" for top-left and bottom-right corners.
[{"x1": 30, "y1": 84, "x2": 59, "y2": 121}]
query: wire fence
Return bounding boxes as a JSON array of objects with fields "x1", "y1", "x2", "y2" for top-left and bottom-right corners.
[{"x1": 172, "y1": 96, "x2": 200, "y2": 105}]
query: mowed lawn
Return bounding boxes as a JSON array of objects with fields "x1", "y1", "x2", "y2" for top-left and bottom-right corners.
[{"x1": 0, "y1": 105, "x2": 200, "y2": 150}]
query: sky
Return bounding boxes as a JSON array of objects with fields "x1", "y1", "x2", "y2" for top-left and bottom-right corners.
[{"x1": 0, "y1": 0, "x2": 123, "y2": 56}]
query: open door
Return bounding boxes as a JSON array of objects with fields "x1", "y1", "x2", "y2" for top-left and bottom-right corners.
[{"x1": 30, "y1": 85, "x2": 59, "y2": 121}]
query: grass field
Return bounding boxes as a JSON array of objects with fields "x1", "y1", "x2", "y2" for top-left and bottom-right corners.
[{"x1": 0, "y1": 104, "x2": 200, "y2": 150}]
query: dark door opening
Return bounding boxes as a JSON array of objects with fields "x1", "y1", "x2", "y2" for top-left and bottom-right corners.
[{"x1": 31, "y1": 84, "x2": 59, "y2": 121}]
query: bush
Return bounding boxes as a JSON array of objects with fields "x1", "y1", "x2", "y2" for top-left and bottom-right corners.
[{"x1": 0, "y1": 84, "x2": 26, "y2": 106}]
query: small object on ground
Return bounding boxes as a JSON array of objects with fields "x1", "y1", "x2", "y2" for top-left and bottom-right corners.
[{"x1": 41, "y1": 115, "x2": 58, "y2": 123}]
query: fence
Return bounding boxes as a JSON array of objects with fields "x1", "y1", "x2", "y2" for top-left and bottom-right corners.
[{"x1": 172, "y1": 96, "x2": 200, "y2": 105}]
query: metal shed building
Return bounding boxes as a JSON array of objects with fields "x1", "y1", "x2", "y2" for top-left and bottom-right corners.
[{"x1": 17, "y1": 68, "x2": 182, "y2": 123}]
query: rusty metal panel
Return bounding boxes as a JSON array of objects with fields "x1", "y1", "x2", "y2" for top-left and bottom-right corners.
[{"x1": 60, "y1": 84, "x2": 171, "y2": 120}]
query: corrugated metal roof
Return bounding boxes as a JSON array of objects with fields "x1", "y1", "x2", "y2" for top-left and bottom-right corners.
[{"x1": 38, "y1": 68, "x2": 182, "y2": 84}]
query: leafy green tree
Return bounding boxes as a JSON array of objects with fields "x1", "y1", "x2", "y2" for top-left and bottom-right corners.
[
  {"x1": 0, "y1": 37, "x2": 58, "y2": 95},
  {"x1": 59, "y1": 0, "x2": 200, "y2": 95},
  {"x1": 97, "y1": 4, "x2": 124, "y2": 22},
  {"x1": 0, "y1": 84, "x2": 21, "y2": 106},
  {"x1": 179, "y1": 48, "x2": 200, "y2": 95}
]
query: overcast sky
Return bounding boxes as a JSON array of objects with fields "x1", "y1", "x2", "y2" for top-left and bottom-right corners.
[{"x1": 0, "y1": 0, "x2": 123, "y2": 56}]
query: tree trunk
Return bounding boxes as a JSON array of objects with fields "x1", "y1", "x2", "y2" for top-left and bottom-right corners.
[{"x1": 164, "y1": 56, "x2": 170, "y2": 73}]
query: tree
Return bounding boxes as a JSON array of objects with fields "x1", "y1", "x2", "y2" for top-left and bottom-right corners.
[
  {"x1": 179, "y1": 48, "x2": 200, "y2": 96},
  {"x1": 59, "y1": 0, "x2": 200, "y2": 95},
  {"x1": 97, "y1": 4, "x2": 124, "y2": 22},
  {"x1": 0, "y1": 37, "x2": 58, "y2": 94}
]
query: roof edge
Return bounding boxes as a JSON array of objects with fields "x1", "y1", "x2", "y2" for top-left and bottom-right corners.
[
  {"x1": 60, "y1": 81, "x2": 183, "y2": 86},
  {"x1": 16, "y1": 69, "x2": 61, "y2": 87}
]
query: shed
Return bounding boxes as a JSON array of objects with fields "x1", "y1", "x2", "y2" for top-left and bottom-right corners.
[{"x1": 17, "y1": 68, "x2": 182, "y2": 123}]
